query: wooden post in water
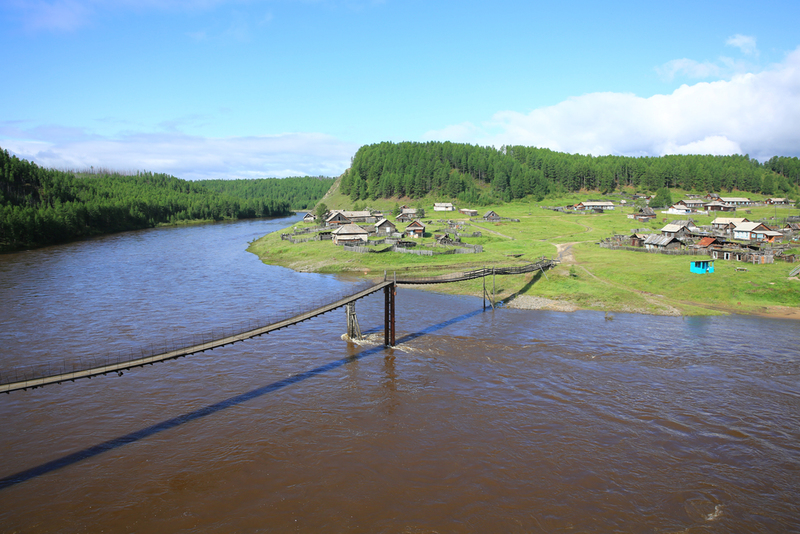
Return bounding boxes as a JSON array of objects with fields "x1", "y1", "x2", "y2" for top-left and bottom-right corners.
[
  {"x1": 492, "y1": 267, "x2": 496, "y2": 308},
  {"x1": 483, "y1": 266, "x2": 486, "y2": 310},
  {"x1": 346, "y1": 302, "x2": 362, "y2": 340},
  {"x1": 384, "y1": 280, "x2": 396, "y2": 347}
]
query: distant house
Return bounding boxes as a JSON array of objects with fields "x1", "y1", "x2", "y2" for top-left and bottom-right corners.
[
  {"x1": 459, "y1": 208, "x2": 478, "y2": 217},
  {"x1": 783, "y1": 223, "x2": 800, "y2": 232},
  {"x1": 434, "y1": 202, "x2": 455, "y2": 212},
  {"x1": 575, "y1": 201, "x2": 615, "y2": 211},
  {"x1": 660, "y1": 220, "x2": 698, "y2": 239},
  {"x1": 677, "y1": 199, "x2": 707, "y2": 210},
  {"x1": 325, "y1": 211, "x2": 351, "y2": 227},
  {"x1": 401, "y1": 207, "x2": 423, "y2": 218},
  {"x1": 396, "y1": 212, "x2": 414, "y2": 223},
  {"x1": 711, "y1": 217, "x2": 749, "y2": 233},
  {"x1": 660, "y1": 224, "x2": 691, "y2": 239},
  {"x1": 644, "y1": 234, "x2": 681, "y2": 251},
  {"x1": 666, "y1": 204, "x2": 693, "y2": 215},
  {"x1": 695, "y1": 236, "x2": 723, "y2": 249},
  {"x1": 331, "y1": 223, "x2": 369, "y2": 245},
  {"x1": 634, "y1": 206, "x2": 657, "y2": 221},
  {"x1": 404, "y1": 220, "x2": 426, "y2": 238},
  {"x1": 765, "y1": 198, "x2": 790, "y2": 205},
  {"x1": 302, "y1": 212, "x2": 317, "y2": 222},
  {"x1": 720, "y1": 197, "x2": 752, "y2": 206},
  {"x1": 706, "y1": 201, "x2": 736, "y2": 212},
  {"x1": 340, "y1": 210, "x2": 374, "y2": 222},
  {"x1": 483, "y1": 210, "x2": 501, "y2": 221},
  {"x1": 374, "y1": 218, "x2": 396, "y2": 235},
  {"x1": 733, "y1": 222, "x2": 771, "y2": 241}
]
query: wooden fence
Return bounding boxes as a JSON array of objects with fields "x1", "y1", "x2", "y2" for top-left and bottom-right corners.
[{"x1": 599, "y1": 244, "x2": 711, "y2": 256}]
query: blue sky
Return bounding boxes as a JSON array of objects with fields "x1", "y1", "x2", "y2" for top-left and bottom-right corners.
[{"x1": 2, "y1": 0, "x2": 799, "y2": 180}]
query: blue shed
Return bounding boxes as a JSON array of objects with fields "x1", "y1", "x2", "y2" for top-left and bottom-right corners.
[{"x1": 690, "y1": 260, "x2": 714, "y2": 274}]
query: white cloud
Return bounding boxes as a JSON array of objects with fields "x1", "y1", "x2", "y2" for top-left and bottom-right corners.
[
  {"x1": 1, "y1": 130, "x2": 358, "y2": 179},
  {"x1": 423, "y1": 47, "x2": 800, "y2": 161},
  {"x1": 656, "y1": 58, "x2": 721, "y2": 81},
  {"x1": 726, "y1": 34, "x2": 758, "y2": 56}
]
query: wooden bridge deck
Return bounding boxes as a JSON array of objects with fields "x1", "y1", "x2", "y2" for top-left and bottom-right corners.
[
  {"x1": 393, "y1": 258, "x2": 556, "y2": 285},
  {"x1": 3, "y1": 259, "x2": 559, "y2": 394},
  {"x1": 1, "y1": 281, "x2": 394, "y2": 394}
]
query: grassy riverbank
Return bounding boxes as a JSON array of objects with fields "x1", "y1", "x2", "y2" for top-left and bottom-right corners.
[{"x1": 248, "y1": 191, "x2": 800, "y2": 319}]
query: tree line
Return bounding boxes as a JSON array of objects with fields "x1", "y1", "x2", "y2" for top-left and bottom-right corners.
[
  {"x1": 198, "y1": 176, "x2": 335, "y2": 210},
  {"x1": 0, "y1": 149, "x2": 309, "y2": 250},
  {"x1": 340, "y1": 141, "x2": 798, "y2": 204}
]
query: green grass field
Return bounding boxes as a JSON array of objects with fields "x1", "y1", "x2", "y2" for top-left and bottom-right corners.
[{"x1": 250, "y1": 187, "x2": 800, "y2": 317}]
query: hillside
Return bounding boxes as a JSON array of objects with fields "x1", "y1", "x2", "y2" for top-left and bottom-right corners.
[
  {"x1": 338, "y1": 141, "x2": 799, "y2": 206},
  {"x1": 0, "y1": 149, "x2": 298, "y2": 250}
]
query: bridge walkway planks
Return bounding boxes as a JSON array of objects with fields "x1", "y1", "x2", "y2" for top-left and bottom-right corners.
[{"x1": 1, "y1": 281, "x2": 394, "y2": 394}]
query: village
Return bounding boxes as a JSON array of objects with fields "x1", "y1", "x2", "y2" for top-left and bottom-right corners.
[
  {"x1": 592, "y1": 194, "x2": 799, "y2": 266},
  {"x1": 282, "y1": 194, "x2": 799, "y2": 268},
  {"x1": 283, "y1": 202, "x2": 508, "y2": 256}
]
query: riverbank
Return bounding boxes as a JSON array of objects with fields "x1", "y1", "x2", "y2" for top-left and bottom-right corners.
[{"x1": 248, "y1": 202, "x2": 800, "y2": 319}]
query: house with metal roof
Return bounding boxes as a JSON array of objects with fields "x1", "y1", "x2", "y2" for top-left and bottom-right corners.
[
  {"x1": 331, "y1": 223, "x2": 369, "y2": 245},
  {"x1": 404, "y1": 220, "x2": 426, "y2": 238},
  {"x1": 732, "y1": 222, "x2": 773, "y2": 241},
  {"x1": 644, "y1": 234, "x2": 681, "y2": 250},
  {"x1": 374, "y1": 218, "x2": 396, "y2": 235},
  {"x1": 711, "y1": 217, "x2": 749, "y2": 233},
  {"x1": 575, "y1": 201, "x2": 615, "y2": 211}
]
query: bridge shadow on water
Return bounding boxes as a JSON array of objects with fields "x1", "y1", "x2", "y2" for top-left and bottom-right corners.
[{"x1": 0, "y1": 307, "x2": 488, "y2": 490}]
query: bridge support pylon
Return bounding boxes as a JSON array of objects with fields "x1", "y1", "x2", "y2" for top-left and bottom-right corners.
[
  {"x1": 346, "y1": 302, "x2": 362, "y2": 340},
  {"x1": 384, "y1": 282, "x2": 396, "y2": 347}
]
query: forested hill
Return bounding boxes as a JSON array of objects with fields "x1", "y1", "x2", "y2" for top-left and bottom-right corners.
[
  {"x1": 341, "y1": 141, "x2": 799, "y2": 204},
  {"x1": 198, "y1": 177, "x2": 334, "y2": 210},
  {"x1": 0, "y1": 149, "x2": 295, "y2": 250}
]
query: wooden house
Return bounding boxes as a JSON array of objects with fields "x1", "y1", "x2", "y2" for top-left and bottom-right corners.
[
  {"x1": 459, "y1": 208, "x2": 478, "y2": 217},
  {"x1": 404, "y1": 220, "x2": 426, "y2": 238},
  {"x1": 302, "y1": 212, "x2": 317, "y2": 222},
  {"x1": 575, "y1": 201, "x2": 615, "y2": 211},
  {"x1": 677, "y1": 199, "x2": 707, "y2": 210},
  {"x1": 433, "y1": 202, "x2": 455, "y2": 212},
  {"x1": 332, "y1": 224, "x2": 369, "y2": 245},
  {"x1": 483, "y1": 210, "x2": 501, "y2": 221},
  {"x1": 374, "y1": 218, "x2": 396, "y2": 235},
  {"x1": 706, "y1": 201, "x2": 736, "y2": 212},
  {"x1": 711, "y1": 217, "x2": 749, "y2": 233},
  {"x1": 765, "y1": 198, "x2": 790, "y2": 205},
  {"x1": 720, "y1": 197, "x2": 752, "y2": 206},
  {"x1": 634, "y1": 206, "x2": 656, "y2": 221},
  {"x1": 341, "y1": 210, "x2": 374, "y2": 223},
  {"x1": 666, "y1": 204, "x2": 693, "y2": 215},
  {"x1": 644, "y1": 235, "x2": 681, "y2": 251},
  {"x1": 396, "y1": 212, "x2": 414, "y2": 223},
  {"x1": 733, "y1": 222, "x2": 771, "y2": 241},
  {"x1": 325, "y1": 211, "x2": 351, "y2": 227}
]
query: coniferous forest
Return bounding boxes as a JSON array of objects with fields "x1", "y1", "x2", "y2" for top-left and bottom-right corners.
[
  {"x1": 340, "y1": 141, "x2": 799, "y2": 204},
  {"x1": 198, "y1": 177, "x2": 335, "y2": 210},
  {"x1": 0, "y1": 149, "x2": 306, "y2": 250}
]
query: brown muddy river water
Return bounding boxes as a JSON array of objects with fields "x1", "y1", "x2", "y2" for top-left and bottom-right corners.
[{"x1": 1, "y1": 215, "x2": 798, "y2": 533}]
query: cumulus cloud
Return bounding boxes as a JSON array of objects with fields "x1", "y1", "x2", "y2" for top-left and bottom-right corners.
[
  {"x1": 424, "y1": 47, "x2": 800, "y2": 161},
  {"x1": 0, "y1": 129, "x2": 358, "y2": 180}
]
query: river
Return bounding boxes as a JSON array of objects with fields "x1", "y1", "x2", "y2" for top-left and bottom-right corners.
[{"x1": 1, "y1": 215, "x2": 798, "y2": 533}]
